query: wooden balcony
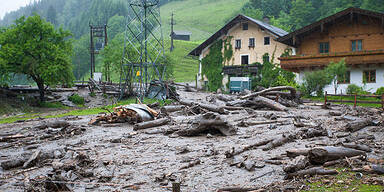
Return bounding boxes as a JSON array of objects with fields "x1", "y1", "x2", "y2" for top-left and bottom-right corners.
[
  {"x1": 222, "y1": 65, "x2": 258, "y2": 75},
  {"x1": 279, "y1": 49, "x2": 384, "y2": 72}
]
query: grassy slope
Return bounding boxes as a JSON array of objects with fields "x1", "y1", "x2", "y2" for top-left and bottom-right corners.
[
  {"x1": 160, "y1": 0, "x2": 247, "y2": 41},
  {"x1": 164, "y1": 39, "x2": 200, "y2": 82},
  {"x1": 83, "y1": 0, "x2": 246, "y2": 83}
]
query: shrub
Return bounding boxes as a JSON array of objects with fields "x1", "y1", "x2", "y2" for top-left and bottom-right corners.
[
  {"x1": 375, "y1": 87, "x2": 384, "y2": 96},
  {"x1": 301, "y1": 70, "x2": 330, "y2": 96},
  {"x1": 68, "y1": 94, "x2": 85, "y2": 105},
  {"x1": 346, "y1": 84, "x2": 363, "y2": 94}
]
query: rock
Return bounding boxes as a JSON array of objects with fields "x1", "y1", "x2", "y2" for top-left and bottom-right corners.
[
  {"x1": 206, "y1": 133, "x2": 213, "y2": 138},
  {"x1": 243, "y1": 160, "x2": 254, "y2": 171},
  {"x1": 54, "y1": 150, "x2": 63, "y2": 159}
]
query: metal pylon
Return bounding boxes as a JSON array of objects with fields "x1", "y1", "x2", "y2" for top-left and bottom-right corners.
[{"x1": 119, "y1": 0, "x2": 165, "y2": 101}]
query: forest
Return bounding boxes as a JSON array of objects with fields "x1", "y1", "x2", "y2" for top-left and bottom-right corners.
[{"x1": 0, "y1": 0, "x2": 383, "y2": 83}]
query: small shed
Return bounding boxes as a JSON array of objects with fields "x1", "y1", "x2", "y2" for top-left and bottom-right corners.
[{"x1": 171, "y1": 31, "x2": 192, "y2": 41}]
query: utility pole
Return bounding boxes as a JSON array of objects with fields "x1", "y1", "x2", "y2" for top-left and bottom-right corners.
[{"x1": 170, "y1": 12, "x2": 175, "y2": 52}]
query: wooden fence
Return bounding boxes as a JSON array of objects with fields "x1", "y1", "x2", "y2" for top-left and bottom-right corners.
[{"x1": 324, "y1": 91, "x2": 384, "y2": 108}]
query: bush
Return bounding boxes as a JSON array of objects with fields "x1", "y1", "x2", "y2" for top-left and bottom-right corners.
[
  {"x1": 375, "y1": 87, "x2": 384, "y2": 96},
  {"x1": 68, "y1": 94, "x2": 85, "y2": 105},
  {"x1": 301, "y1": 70, "x2": 330, "y2": 96},
  {"x1": 346, "y1": 84, "x2": 363, "y2": 94}
]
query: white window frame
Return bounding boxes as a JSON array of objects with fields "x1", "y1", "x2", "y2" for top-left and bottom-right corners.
[{"x1": 240, "y1": 54, "x2": 250, "y2": 65}]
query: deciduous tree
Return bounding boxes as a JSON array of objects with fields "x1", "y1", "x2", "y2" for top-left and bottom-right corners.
[{"x1": 0, "y1": 14, "x2": 74, "y2": 101}]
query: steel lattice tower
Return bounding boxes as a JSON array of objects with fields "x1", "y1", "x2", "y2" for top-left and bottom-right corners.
[{"x1": 119, "y1": 0, "x2": 165, "y2": 101}]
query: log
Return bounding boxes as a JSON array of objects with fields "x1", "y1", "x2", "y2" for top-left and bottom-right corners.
[
  {"x1": 241, "y1": 86, "x2": 297, "y2": 100},
  {"x1": 342, "y1": 143, "x2": 372, "y2": 152},
  {"x1": 286, "y1": 148, "x2": 310, "y2": 158},
  {"x1": 180, "y1": 100, "x2": 227, "y2": 114},
  {"x1": 323, "y1": 155, "x2": 365, "y2": 167},
  {"x1": 215, "y1": 94, "x2": 235, "y2": 102},
  {"x1": 176, "y1": 112, "x2": 236, "y2": 136},
  {"x1": 160, "y1": 105, "x2": 185, "y2": 113},
  {"x1": 345, "y1": 119, "x2": 372, "y2": 132},
  {"x1": 0, "y1": 134, "x2": 26, "y2": 142},
  {"x1": 286, "y1": 167, "x2": 338, "y2": 179},
  {"x1": 225, "y1": 138, "x2": 273, "y2": 158},
  {"x1": 364, "y1": 165, "x2": 384, "y2": 174},
  {"x1": 180, "y1": 159, "x2": 201, "y2": 170},
  {"x1": 23, "y1": 150, "x2": 41, "y2": 169},
  {"x1": 133, "y1": 118, "x2": 170, "y2": 130},
  {"x1": 237, "y1": 120, "x2": 288, "y2": 127},
  {"x1": 308, "y1": 146, "x2": 366, "y2": 165},
  {"x1": 253, "y1": 96, "x2": 288, "y2": 111},
  {"x1": 261, "y1": 134, "x2": 295, "y2": 151},
  {"x1": 223, "y1": 106, "x2": 245, "y2": 111},
  {"x1": 1, "y1": 156, "x2": 29, "y2": 170},
  {"x1": 283, "y1": 155, "x2": 309, "y2": 173}
]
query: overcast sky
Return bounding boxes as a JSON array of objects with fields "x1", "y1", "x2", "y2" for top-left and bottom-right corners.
[{"x1": 0, "y1": 0, "x2": 31, "y2": 19}]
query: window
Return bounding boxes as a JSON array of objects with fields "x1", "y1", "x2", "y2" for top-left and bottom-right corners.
[
  {"x1": 264, "y1": 37, "x2": 270, "y2": 45},
  {"x1": 363, "y1": 70, "x2": 376, "y2": 83},
  {"x1": 338, "y1": 71, "x2": 350, "y2": 84},
  {"x1": 352, "y1": 40, "x2": 362, "y2": 51},
  {"x1": 242, "y1": 23, "x2": 248, "y2": 30},
  {"x1": 319, "y1": 42, "x2": 329, "y2": 53},
  {"x1": 235, "y1": 39, "x2": 241, "y2": 49},
  {"x1": 241, "y1": 55, "x2": 249, "y2": 65},
  {"x1": 249, "y1": 38, "x2": 255, "y2": 47}
]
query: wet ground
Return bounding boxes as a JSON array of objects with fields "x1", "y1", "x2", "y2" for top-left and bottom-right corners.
[{"x1": 0, "y1": 90, "x2": 383, "y2": 191}]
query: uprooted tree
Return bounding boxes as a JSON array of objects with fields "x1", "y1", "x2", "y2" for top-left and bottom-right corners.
[{"x1": 0, "y1": 14, "x2": 74, "y2": 101}]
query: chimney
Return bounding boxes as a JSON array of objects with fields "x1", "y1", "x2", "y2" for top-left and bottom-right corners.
[{"x1": 263, "y1": 16, "x2": 270, "y2": 24}]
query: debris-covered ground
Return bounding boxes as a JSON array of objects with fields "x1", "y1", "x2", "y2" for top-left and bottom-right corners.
[{"x1": 1, "y1": 87, "x2": 384, "y2": 191}]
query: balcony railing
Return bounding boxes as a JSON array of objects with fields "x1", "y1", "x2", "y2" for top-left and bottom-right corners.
[{"x1": 279, "y1": 49, "x2": 384, "y2": 70}]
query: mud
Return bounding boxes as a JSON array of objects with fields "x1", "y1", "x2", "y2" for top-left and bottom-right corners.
[{"x1": 0, "y1": 90, "x2": 383, "y2": 191}]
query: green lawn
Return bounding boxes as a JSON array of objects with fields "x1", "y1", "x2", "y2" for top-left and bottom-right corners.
[
  {"x1": 160, "y1": 0, "x2": 247, "y2": 41},
  {"x1": 306, "y1": 95, "x2": 383, "y2": 108},
  {"x1": 303, "y1": 169, "x2": 384, "y2": 192},
  {"x1": 0, "y1": 98, "x2": 172, "y2": 124}
]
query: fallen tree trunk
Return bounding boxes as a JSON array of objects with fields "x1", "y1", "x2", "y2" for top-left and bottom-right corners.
[
  {"x1": 215, "y1": 94, "x2": 235, "y2": 102},
  {"x1": 0, "y1": 134, "x2": 26, "y2": 142},
  {"x1": 286, "y1": 148, "x2": 310, "y2": 158},
  {"x1": 180, "y1": 100, "x2": 227, "y2": 114},
  {"x1": 253, "y1": 96, "x2": 288, "y2": 111},
  {"x1": 308, "y1": 146, "x2": 366, "y2": 165},
  {"x1": 323, "y1": 155, "x2": 365, "y2": 167},
  {"x1": 345, "y1": 118, "x2": 372, "y2": 132},
  {"x1": 225, "y1": 139, "x2": 273, "y2": 158},
  {"x1": 261, "y1": 134, "x2": 295, "y2": 151},
  {"x1": 176, "y1": 112, "x2": 236, "y2": 136},
  {"x1": 283, "y1": 155, "x2": 309, "y2": 173},
  {"x1": 237, "y1": 120, "x2": 288, "y2": 127},
  {"x1": 160, "y1": 105, "x2": 185, "y2": 114},
  {"x1": 133, "y1": 118, "x2": 170, "y2": 131},
  {"x1": 241, "y1": 86, "x2": 297, "y2": 100},
  {"x1": 342, "y1": 143, "x2": 372, "y2": 152},
  {"x1": 286, "y1": 167, "x2": 338, "y2": 179}
]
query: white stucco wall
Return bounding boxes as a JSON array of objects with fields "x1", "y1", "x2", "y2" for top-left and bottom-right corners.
[{"x1": 297, "y1": 65, "x2": 384, "y2": 94}]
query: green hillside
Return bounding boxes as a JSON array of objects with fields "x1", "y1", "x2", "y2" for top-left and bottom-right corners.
[
  {"x1": 164, "y1": 40, "x2": 200, "y2": 83},
  {"x1": 160, "y1": 0, "x2": 247, "y2": 41}
]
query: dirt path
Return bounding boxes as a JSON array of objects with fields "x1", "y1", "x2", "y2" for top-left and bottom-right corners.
[{"x1": 0, "y1": 90, "x2": 383, "y2": 191}]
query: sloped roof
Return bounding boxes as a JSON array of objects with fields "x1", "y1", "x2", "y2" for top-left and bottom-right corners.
[
  {"x1": 188, "y1": 14, "x2": 288, "y2": 56},
  {"x1": 278, "y1": 7, "x2": 384, "y2": 47}
]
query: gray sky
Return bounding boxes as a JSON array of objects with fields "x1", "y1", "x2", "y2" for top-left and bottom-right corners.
[{"x1": 0, "y1": 0, "x2": 31, "y2": 19}]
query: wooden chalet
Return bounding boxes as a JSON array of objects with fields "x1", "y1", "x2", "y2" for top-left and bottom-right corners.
[{"x1": 278, "y1": 7, "x2": 384, "y2": 93}]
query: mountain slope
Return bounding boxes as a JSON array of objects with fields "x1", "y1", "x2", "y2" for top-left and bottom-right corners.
[{"x1": 160, "y1": 0, "x2": 247, "y2": 41}]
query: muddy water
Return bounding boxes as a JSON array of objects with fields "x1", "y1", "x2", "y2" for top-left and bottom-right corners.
[{"x1": 0, "y1": 90, "x2": 383, "y2": 191}]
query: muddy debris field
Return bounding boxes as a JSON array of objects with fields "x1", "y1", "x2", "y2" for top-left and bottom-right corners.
[{"x1": 1, "y1": 86, "x2": 384, "y2": 192}]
